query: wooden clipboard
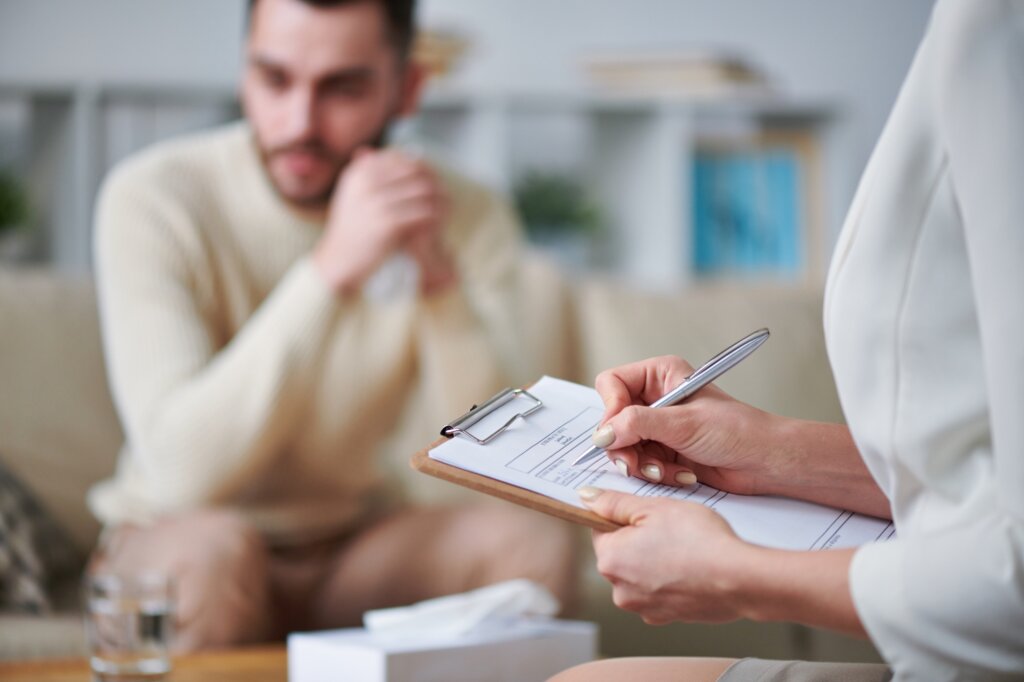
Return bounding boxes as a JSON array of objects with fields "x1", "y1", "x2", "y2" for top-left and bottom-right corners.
[{"x1": 411, "y1": 441, "x2": 619, "y2": 532}]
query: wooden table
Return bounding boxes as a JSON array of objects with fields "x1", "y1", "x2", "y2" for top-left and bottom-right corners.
[{"x1": 0, "y1": 646, "x2": 287, "y2": 682}]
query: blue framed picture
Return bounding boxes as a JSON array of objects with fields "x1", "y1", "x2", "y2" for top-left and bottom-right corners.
[{"x1": 692, "y1": 143, "x2": 805, "y2": 278}]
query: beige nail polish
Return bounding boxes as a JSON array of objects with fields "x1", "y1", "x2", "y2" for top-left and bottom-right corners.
[
  {"x1": 614, "y1": 459, "x2": 629, "y2": 477},
  {"x1": 674, "y1": 471, "x2": 698, "y2": 486},
  {"x1": 592, "y1": 424, "x2": 615, "y2": 448},
  {"x1": 578, "y1": 486, "x2": 603, "y2": 501},
  {"x1": 641, "y1": 463, "x2": 662, "y2": 481}
]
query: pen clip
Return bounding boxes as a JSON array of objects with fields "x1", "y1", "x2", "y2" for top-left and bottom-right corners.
[{"x1": 441, "y1": 388, "x2": 543, "y2": 445}]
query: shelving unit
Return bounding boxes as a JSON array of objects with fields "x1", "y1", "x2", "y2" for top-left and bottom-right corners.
[
  {"x1": 410, "y1": 88, "x2": 837, "y2": 290},
  {"x1": 0, "y1": 82, "x2": 837, "y2": 289},
  {"x1": 0, "y1": 82, "x2": 236, "y2": 270}
]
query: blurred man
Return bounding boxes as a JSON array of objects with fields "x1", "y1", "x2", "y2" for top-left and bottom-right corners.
[{"x1": 88, "y1": 0, "x2": 575, "y2": 650}]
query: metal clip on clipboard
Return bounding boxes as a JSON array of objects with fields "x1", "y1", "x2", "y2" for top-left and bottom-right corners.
[{"x1": 440, "y1": 387, "x2": 543, "y2": 445}]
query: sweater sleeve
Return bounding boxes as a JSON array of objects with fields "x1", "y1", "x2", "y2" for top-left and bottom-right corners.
[
  {"x1": 850, "y1": 2, "x2": 1024, "y2": 678},
  {"x1": 412, "y1": 178, "x2": 539, "y2": 426},
  {"x1": 93, "y1": 163, "x2": 348, "y2": 512}
]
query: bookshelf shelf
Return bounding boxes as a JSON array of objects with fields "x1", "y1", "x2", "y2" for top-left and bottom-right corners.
[
  {"x1": 0, "y1": 81, "x2": 835, "y2": 287},
  {"x1": 411, "y1": 87, "x2": 836, "y2": 290},
  {"x1": 0, "y1": 82, "x2": 237, "y2": 270}
]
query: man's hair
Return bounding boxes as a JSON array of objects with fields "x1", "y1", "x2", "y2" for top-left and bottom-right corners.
[{"x1": 247, "y1": 0, "x2": 417, "y2": 61}]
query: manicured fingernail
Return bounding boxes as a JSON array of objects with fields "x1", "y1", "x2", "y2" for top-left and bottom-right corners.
[
  {"x1": 674, "y1": 471, "x2": 698, "y2": 486},
  {"x1": 592, "y1": 424, "x2": 615, "y2": 448},
  {"x1": 614, "y1": 459, "x2": 629, "y2": 477},
  {"x1": 578, "y1": 486, "x2": 603, "y2": 502},
  {"x1": 641, "y1": 463, "x2": 662, "y2": 482}
]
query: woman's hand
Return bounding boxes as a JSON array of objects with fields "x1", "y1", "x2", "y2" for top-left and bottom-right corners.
[
  {"x1": 580, "y1": 486, "x2": 868, "y2": 636},
  {"x1": 591, "y1": 355, "x2": 892, "y2": 519},
  {"x1": 580, "y1": 487, "x2": 754, "y2": 625},
  {"x1": 592, "y1": 355, "x2": 786, "y2": 495}
]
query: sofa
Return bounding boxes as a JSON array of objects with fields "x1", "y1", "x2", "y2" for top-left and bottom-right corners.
[{"x1": 0, "y1": 256, "x2": 883, "y2": 664}]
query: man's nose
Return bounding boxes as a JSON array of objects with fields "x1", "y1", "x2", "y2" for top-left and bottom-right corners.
[{"x1": 283, "y1": 87, "x2": 319, "y2": 143}]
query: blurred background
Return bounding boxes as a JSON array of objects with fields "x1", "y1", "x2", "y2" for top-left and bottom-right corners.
[
  {"x1": 0, "y1": 0, "x2": 935, "y2": 289},
  {"x1": 0, "y1": 0, "x2": 938, "y2": 665}
]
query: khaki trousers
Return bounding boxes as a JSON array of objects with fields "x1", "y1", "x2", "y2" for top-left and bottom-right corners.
[{"x1": 92, "y1": 502, "x2": 578, "y2": 652}]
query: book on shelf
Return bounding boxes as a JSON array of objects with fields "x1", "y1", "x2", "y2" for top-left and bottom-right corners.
[
  {"x1": 583, "y1": 49, "x2": 771, "y2": 97},
  {"x1": 691, "y1": 131, "x2": 821, "y2": 280},
  {"x1": 414, "y1": 29, "x2": 470, "y2": 80}
]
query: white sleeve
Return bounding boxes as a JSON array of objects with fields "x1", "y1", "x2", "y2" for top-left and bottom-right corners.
[{"x1": 851, "y1": 1, "x2": 1024, "y2": 678}]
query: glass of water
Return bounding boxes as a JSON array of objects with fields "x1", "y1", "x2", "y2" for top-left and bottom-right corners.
[{"x1": 84, "y1": 573, "x2": 174, "y2": 679}]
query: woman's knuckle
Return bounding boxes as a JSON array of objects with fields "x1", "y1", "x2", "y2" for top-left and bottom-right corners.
[{"x1": 619, "y1": 406, "x2": 642, "y2": 432}]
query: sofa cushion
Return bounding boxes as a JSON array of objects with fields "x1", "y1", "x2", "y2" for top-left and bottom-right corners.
[
  {"x1": 0, "y1": 459, "x2": 82, "y2": 612},
  {"x1": 573, "y1": 279, "x2": 844, "y2": 423},
  {"x1": 0, "y1": 268, "x2": 123, "y2": 555}
]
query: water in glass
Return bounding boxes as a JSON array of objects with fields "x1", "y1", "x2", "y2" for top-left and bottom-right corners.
[{"x1": 85, "y1": 575, "x2": 173, "y2": 679}]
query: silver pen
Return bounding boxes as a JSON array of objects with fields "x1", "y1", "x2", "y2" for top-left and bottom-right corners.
[{"x1": 571, "y1": 328, "x2": 770, "y2": 467}]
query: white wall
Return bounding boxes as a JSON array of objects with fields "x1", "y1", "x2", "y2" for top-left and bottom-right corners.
[
  {"x1": 0, "y1": 0, "x2": 247, "y2": 88},
  {"x1": 0, "y1": 0, "x2": 936, "y2": 270},
  {"x1": 417, "y1": 0, "x2": 935, "y2": 181},
  {"x1": 1, "y1": 0, "x2": 934, "y2": 169}
]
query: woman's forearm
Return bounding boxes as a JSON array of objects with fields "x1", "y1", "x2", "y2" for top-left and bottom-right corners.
[
  {"x1": 730, "y1": 545, "x2": 867, "y2": 638},
  {"x1": 760, "y1": 418, "x2": 892, "y2": 519}
]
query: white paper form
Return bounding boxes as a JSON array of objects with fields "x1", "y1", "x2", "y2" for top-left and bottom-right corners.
[{"x1": 430, "y1": 377, "x2": 895, "y2": 551}]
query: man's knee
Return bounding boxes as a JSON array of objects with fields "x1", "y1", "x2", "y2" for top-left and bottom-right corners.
[
  {"x1": 183, "y1": 510, "x2": 267, "y2": 572},
  {"x1": 173, "y1": 510, "x2": 272, "y2": 649},
  {"x1": 467, "y1": 504, "x2": 581, "y2": 611},
  {"x1": 99, "y1": 509, "x2": 272, "y2": 651}
]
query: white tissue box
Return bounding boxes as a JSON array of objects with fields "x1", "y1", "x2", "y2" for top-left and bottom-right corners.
[{"x1": 287, "y1": 619, "x2": 598, "y2": 682}]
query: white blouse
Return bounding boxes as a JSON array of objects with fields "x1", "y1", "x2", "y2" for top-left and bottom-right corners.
[{"x1": 824, "y1": 1, "x2": 1024, "y2": 679}]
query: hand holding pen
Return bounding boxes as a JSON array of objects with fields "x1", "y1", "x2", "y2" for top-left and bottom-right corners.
[{"x1": 574, "y1": 329, "x2": 770, "y2": 488}]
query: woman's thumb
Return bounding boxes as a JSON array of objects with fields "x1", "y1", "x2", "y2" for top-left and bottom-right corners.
[
  {"x1": 578, "y1": 487, "x2": 646, "y2": 526},
  {"x1": 598, "y1": 405, "x2": 677, "y2": 451}
]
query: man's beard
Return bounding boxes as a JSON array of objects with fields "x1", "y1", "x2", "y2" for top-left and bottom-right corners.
[{"x1": 259, "y1": 122, "x2": 391, "y2": 210}]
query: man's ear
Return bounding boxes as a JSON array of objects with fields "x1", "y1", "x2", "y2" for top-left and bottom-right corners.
[{"x1": 396, "y1": 61, "x2": 427, "y2": 118}]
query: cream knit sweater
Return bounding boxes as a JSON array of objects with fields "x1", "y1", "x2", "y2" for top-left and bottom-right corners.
[{"x1": 88, "y1": 122, "x2": 536, "y2": 545}]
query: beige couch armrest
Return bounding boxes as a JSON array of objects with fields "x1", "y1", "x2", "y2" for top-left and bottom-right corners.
[{"x1": 0, "y1": 268, "x2": 123, "y2": 555}]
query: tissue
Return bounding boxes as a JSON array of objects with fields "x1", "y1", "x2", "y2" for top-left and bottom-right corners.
[
  {"x1": 362, "y1": 252, "x2": 420, "y2": 302},
  {"x1": 363, "y1": 579, "x2": 560, "y2": 638}
]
